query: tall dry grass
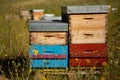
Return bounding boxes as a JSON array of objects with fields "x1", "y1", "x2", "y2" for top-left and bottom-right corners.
[{"x1": 0, "y1": 0, "x2": 120, "y2": 80}]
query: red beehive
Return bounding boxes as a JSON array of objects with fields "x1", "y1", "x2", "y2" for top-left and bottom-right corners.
[
  {"x1": 69, "y1": 57, "x2": 108, "y2": 67},
  {"x1": 69, "y1": 44, "x2": 107, "y2": 57}
]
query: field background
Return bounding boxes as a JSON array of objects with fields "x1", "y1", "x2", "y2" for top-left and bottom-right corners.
[{"x1": 0, "y1": 0, "x2": 120, "y2": 80}]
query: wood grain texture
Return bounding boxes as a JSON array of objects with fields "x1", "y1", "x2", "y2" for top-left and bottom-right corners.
[
  {"x1": 69, "y1": 14, "x2": 107, "y2": 27},
  {"x1": 33, "y1": 12, "x2": 44, "y2": 20},
  {"x1": 30, "y1": 32, "x2": 67, "y2": 45},
  {"x1": 70, "y1": 27, "x2": 106, "y2": 44}
]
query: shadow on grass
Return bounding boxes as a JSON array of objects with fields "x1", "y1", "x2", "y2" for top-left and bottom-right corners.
[{"x1": 0, "y1": 56, "x2": 29, "y2": 79}]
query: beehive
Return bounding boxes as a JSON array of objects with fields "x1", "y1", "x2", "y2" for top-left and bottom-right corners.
[
  {"x1": 20, "y1": 11, "x2": 31, "y2": 19},
  {"x1": 29, "y1": 20, "x2": 68, "y2": 45},
  {"x1": 32, "y1": 9, "x2": 44, "y2": 20},
  {"x1": 62, "y1": 5, "x2": 108, "y2": 44},
  {"x1": 28, "y1": 20, "x2": 69, "y2": 68},
  {"x1": 61, "y1": 5, "x2": 109, "y2": 22},
  {"x1": 61, "y1": 5, "x2": 109, "y2": 67}
]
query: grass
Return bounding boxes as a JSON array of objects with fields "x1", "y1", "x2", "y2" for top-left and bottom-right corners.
[{"x1": 0, "y1": 0, "x2": 120, "y2": 80}]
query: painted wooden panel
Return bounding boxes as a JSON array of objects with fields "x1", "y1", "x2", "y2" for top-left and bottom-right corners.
[
  {"x1": 69, "y1": 44, "x2": 107, "y2": 57},
  {"x1": 70, "y1": 27, "x2": 106, "y2": 44},
  {"x1": 30, "y1": 59, "x2": 68, "y2": 68},
  {"x1": 69, "y1": 14, "x2": 107, "y2": 27},
  {"x1": 29, "y1": 45, "x2": 68, "y2": 55},
  {"x1": 69, "y1": 57, "x2": 107, "y2": 67},
  {"x1": 30, "y1": 32, "x2": 67, "y2": 45}
]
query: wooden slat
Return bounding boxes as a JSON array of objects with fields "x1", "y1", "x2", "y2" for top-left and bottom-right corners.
[
  {"x1": 69, "y1": 14, "x2": 107, "y2": 27},
  {"x1": 30, "y1": 32, "x2": 67, "y2": 45},
  {"x1": 70, "y1": 27, "x2": 106, "y2": 44},
  {"x1": 69, "y1": 58, "x2": 107, "y2": 67},
  {"x1": 69, "y1": 44, "x2": 108, "y2": 58}
]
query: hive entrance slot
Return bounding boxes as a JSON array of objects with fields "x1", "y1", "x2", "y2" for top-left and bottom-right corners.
[
  {"x1": 84, "y1": 34, "x2": 94, "y2": 37},
  {"x1": 44, "y1": 35, "x2": 55, "y2": 37},
  {"x1": 44, "y1": 51, "x2": 54, "y2": 53},
  {"x1": 83, "y1": 50, "x2": 94, "y2": 53},
  {"x1": 83, "y1": 18, "x2": 93, "y2": 20}
]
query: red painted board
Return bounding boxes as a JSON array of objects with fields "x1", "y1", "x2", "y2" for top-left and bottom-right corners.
[
  {"x1": 69, "y1": 44, "x2": 107, "y2": 58},
  {"x1": 30, "y1": 54, "x2": 66, "y2": 59},
  {"x1": 69, "y1": 57, "x2": 108, "y2": 67}
]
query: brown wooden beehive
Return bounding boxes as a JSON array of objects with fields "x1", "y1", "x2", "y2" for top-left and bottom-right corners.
[{"x1": 32, "y1": 10, "x2": 44, "y2": 20}]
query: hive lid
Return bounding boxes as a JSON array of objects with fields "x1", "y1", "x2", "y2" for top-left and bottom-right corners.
[
  {"x1": 62, "y1": 5, "x2": 110, "y2": 14},
  {"x1": 28, "y1": 20, "x2": 68, "y2": 32}
]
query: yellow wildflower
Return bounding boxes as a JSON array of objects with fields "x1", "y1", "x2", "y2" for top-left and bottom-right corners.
[
  {"x1": 102, "y1": 62, "x2": 107, "y2": 67},
  {"x1": 4, "y1": 54, "x2": 8, "y2": 57},
  {"x1": 101, "y1": 76, "x2": 105, "y2": 80},
  {"x1": 33, "y1": 49, "x2": 39, "y2": 55},
  {"x1": 116, "y1": 47, "x2": 120, "y2": 50},
  {"x1": 43, "y1": 60, "x2": 46, "y2": 62},
  {"x1": 75, "y1": 58, "x2": 79, "y2": 61},
  {"x1": 41, "y1": 76, "x2": 46, "y2": 80},
  {"x1": 91, "y1": 67, "x2": 97, "y2": 70},
  {"x1": 12, "y1": 61, "x2": 15, "y2": 63},
  {"x1": 86, "y1": 59, "x2": 91, "y2": 64}
]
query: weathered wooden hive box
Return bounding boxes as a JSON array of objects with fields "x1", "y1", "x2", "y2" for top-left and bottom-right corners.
[
  {"x1": 32, "y1": 9, "x2": 44, "y2": 20},
  {"x1": 20, "y1": 11, "x2": 31, "y2": 19},
  {"x1": 70, "y1": 27, "x2": 106, "y2": 43},
  {"x1": 28, "y1": 20, "x2": 69, "y2": 68},
  {"x1": 29, "y1": 20, "x2": 68, "y2": 45},
  {"x1": 61, "y1": 5, "x2": 109, "y2": 67},
  {"x1": 62, "y1": 5, "x2": 108, "y2": 44},
  {"x1": 61, "y1": 5, "x2": 109, "y2": 23},
  {"x1": 30, "y1": 32, "x2": 67, "y2": 45}
]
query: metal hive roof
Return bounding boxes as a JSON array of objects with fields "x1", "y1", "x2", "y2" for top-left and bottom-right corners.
[
  {"x1": 62, "y1": 5, "x2": 109, "y2": 14},
  {"x1": 28, "y1": 20, "x2": 68, "y2": 32}
]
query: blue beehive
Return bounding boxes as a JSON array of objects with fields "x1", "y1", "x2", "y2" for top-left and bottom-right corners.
[
  {"x1": 29, "y1": 45, "x2": 68, "y2": 68},
  {"x1": 28, "y1": 13, "x2": 69, "y2": 69}
]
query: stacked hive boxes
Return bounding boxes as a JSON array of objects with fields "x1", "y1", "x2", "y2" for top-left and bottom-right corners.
[
  {"x1": 28, "y1": 20, "x2": 68, "y2": 68},
  {"x1": 61, "y1": 5, "x2": 108, "y2": 67}
]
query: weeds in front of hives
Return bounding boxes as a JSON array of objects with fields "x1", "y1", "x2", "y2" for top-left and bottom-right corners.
[{"x1": 0, "y1": 0, "x2": 120, "y2": 80}]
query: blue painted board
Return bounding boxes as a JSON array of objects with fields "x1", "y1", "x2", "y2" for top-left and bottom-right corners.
[
  {"x1": 30, "y1": 59, "x2": 68, "y2": 68},
  {"x1": 29, "y1": 45, "x2": 68, "y2": 55}
]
